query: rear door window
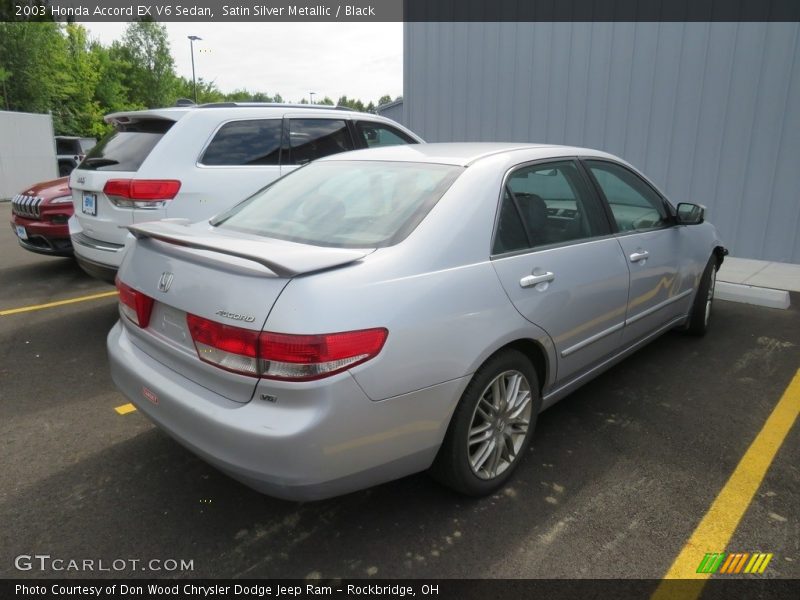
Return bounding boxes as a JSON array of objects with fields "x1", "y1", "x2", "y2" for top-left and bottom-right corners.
[
  {"x1": 77, "y1": 119, "x2": 174, "y2": 172},
  {"x1": 200, "y1": 119, "x2": 282, "y2": 166},
  {"x1": 493, "y1": 160, "x2": 610, "y2": 254},
  {"x1": 287, "y1": 119, "x2": 355, "y2": 165},
  {"x1": 355, "y1": 121, "x2": 417, "y2": 148}
]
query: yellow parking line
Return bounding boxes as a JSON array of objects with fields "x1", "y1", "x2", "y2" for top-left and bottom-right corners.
[
  {"x1": 0, "y1": 291, "x2": 118, "y2": 316},
  {"x1": 114, "y1": 403, "x2": 137, "y2": 415},
  {"x1": 652, "y1": 368, "x2": 800, "y2": 599}
]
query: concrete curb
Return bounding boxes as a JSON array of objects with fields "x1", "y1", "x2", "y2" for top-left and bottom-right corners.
[{"x1": 716, "y1": 281, "x2": 791, "y2": 310}]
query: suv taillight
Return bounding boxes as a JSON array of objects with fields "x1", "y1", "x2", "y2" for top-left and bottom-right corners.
[
  {"x1": 186, "y1": 313, "x2": 388, "y2": 380},
  {"x1": 104, "y1": 179, "x2": 181, "y2": 209},
  {"x1": 116, "y1": 277, "x2": 154, "y2": 328}
]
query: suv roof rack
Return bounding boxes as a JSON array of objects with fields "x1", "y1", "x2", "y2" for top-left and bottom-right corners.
[{"x1": 196, "y1": 102, "x2": 354, "y2": 112}]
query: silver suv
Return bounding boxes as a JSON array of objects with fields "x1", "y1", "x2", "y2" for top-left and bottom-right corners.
[{"x1": 68, "y1": 103, "x2": 422, "y2": 282}]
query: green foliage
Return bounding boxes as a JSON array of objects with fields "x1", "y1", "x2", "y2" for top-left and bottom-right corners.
[
  {"x1": 119, "y1": 21, "x2": 176, "y2": 109},
  {"x1": 0, "y1": 20, "x2": 393, "y2": 135}
]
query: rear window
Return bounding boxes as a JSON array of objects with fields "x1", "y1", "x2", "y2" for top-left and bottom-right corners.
[
  {"x1": 55, "y1": 139, "x2": 80, "y2": 155},
  {"x1": 77, "y1": 119, "x2": 174, "y2": 172},
  {"x1": 213, "y1": 161, "x2": 463, "y2": 248}
]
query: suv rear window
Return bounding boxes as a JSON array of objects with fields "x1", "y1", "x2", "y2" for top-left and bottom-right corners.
[
  {"x1": 77, "y1": 119, "x2": 174, "y2": 172},
  {"x1": 55, "y1": 139, "x2": 80, "y2": 155},
  {"x1": 200, "y1": 119, "x2": 282, "y2": 166},
  {"x1": 213, "y1": 161, "x2": 463, "y2": 248}
]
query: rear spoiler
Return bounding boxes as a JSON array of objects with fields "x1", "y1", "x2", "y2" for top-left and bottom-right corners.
[{"x1": 128, "y1": 221, "x2": 371, "y2": 278}]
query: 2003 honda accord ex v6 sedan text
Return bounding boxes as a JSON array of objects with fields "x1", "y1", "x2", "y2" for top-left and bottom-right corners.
[{"x1": 108, "y1": 143, "x2": 727, "y2": 501}]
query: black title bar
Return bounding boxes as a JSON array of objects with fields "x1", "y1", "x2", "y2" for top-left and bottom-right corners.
[{"x1": 2, "y1": 0, "x2": 800, "y2": 22}]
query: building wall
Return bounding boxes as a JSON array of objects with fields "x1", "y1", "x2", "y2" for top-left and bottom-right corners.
[
  {"x1": 404, "y1": 22, "x2": 800, "y2": 263},
  {"x1": 0, "y1": 111, "x2": 57, "y2": 198},
  {"x1": 376, "y1": 100, "x2": 405, "y2": 126}
]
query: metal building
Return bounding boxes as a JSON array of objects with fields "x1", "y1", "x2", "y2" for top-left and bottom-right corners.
[{"x1": 403, "y1": 22, "x2": 800, "y2": 263}]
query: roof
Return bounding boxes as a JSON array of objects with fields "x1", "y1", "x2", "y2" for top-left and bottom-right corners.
[
  {"x1": 104, "y1": 103, "x2": 374, "y2": 125},
  {"x1": 320, "y1": 142, "x2": 618, "y2": 166}
]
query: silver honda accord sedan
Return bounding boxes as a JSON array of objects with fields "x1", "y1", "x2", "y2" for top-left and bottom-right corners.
[{"x1": 108, "y1": 143, "x2": 726, "y2": 500}]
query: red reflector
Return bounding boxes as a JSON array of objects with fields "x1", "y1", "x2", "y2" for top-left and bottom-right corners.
[
  {"x1": 261, "y1": 330, "x2": 388, "y2": 364},
  {"x1": 115, "y1": 276, "x2": 154, "y2": 328},
  {"x1": 103, "y1": 179, "x2": 181, "y2": 200}
]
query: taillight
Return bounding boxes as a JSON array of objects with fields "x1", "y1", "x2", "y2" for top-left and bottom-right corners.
[
  {"x1": 187, "y1": 314, "x2": 261, "y2": 377},
  {"x1": 259, "y1": 330, "x2": 388, "y2": 380},
  {"x1": 116, "y1": 276, "x2": 154, "y2": 328},
  {"x1": 186, "y1": 313, "x2": 388, "y2": 380},
  {"x1": 103, "y1": 179, "x2": 181, "y2": 209}
]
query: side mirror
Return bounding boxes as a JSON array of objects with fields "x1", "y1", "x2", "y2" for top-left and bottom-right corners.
[{"x1": 676, "y1": 202, "x2": 705, "y2": 225}]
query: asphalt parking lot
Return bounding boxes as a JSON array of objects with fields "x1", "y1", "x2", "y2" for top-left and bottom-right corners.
[{"x1": 1, "y1": 200, "x2": 798, "y2": 582}]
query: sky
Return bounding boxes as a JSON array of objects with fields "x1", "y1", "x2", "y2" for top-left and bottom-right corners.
[{"x1": 82, "y1": 22, "x2": 403, "y2": 104}]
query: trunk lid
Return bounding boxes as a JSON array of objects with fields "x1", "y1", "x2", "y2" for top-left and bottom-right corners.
[{"x1": 117, "y1": 221, "x2": 372, "y2": 402}]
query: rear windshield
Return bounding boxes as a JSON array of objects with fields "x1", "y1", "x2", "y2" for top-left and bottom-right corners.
[
  {"x1": 213, "y1": 161, "x2": 463, "y2": 248},
  {"x1": 77, "y1": 119, "x2": 174, "y2": 172},
  {"x1": 55, "y1": 139, "x2": 80, "y2": 155}
]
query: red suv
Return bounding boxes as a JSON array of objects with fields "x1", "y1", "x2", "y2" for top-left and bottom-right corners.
[{"x1": 10, "y1": 177, "x2": 74, "y2": 256}]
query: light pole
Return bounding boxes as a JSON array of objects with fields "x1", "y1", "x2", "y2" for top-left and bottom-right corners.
[
  {"x1": 309, "y1": 91, "x2": 316, "y2": 104},
  {"x1": 188, "y1": 35, "x2": 202, "y2": 103}
]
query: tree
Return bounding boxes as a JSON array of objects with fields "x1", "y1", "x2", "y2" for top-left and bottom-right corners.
[
  {"x1": 0, "y1": 67, "x2": 11, "y2": 110},
  {"x1": 118, "y1": 22, "x2": 177, "y2": 108},
  {"x1": 318, "y1": 96, "x2": 334, "y2": 106},
  {"x1": 52, "y1": 24, "x2": 104, "y2": 135},
  {"x1": 0, "y1": 22, "x2": 66, "y2": 115},
  {"x1": 378, "y1": 94, "x2": 393, "y2": 106}
]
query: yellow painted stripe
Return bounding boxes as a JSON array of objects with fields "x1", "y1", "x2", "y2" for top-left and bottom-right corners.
[
  {"x1": 652, "y1": 368, "x2": 800, "y2": 598},
  {"x1": 0, "y1": 291, "x2": 118, "y2": 316},
  {"x1": 744, "y1": 554, "x2": 760, "y2": 574},
  {"x1": 114, "y1": 403, "x2": 137, "y2": 415},
  {"x1": 758, "y1": 553, "x2": 773, "y2": 574}
]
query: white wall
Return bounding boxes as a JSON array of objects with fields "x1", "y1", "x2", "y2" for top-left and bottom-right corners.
[{"x1": 0, "y1": 111, "x2": 58, "y2": 198}]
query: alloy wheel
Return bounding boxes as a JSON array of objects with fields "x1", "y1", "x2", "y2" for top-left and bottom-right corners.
[{"x1": 467, "y1": 370, "x2": 532, "y2": 480}]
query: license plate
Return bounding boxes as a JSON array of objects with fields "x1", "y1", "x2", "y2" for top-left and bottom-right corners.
[
  {"x1": 82, "y1": 193, "x2": 97, "y2": 216},
  {"x1": 15, "y1": 225, "x2": 27, "y2": 240}
]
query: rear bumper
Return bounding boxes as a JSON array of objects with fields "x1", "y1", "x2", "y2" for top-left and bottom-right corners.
[
  {"x1": 69, "y1": 216, "x2": 125, "y2": 282},
  {"x1": 107, "y1": 322, "x2": 464, "y2": 501}
]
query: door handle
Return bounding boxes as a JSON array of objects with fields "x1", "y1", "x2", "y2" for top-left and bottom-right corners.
[
  {"x1": 629, "y1": 250, "x2": 650, "y2": 263},
  {"x1": 520, "y1": 272, "x2": 555, "y2": 288}
]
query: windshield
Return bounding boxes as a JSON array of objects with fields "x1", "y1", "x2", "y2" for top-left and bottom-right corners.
[{"x1": 213, "y1": 161, "x2": 463, "y2": 248}]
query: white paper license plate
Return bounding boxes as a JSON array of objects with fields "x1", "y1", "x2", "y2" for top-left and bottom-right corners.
[
  {"x1": 15, "y1": 225, "x2": 27, "y2": 240},
  {"x1": 82, "y1": 193, "x2": 97, "y2": 216}
]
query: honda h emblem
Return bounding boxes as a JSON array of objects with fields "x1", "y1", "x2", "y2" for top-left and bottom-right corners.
[{"x1": 158, "y1": 272, "x2": 174, "y2": 293}]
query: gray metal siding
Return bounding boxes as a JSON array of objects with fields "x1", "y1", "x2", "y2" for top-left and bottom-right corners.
[
  {"x1": 405, "y1": 22, "x2": 800, "y2": 262},
  {"x1": 376, "y1": 100, "x2": 405, "y2": 125}
]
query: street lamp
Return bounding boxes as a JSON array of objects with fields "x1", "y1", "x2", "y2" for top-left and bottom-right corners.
[
  {"x1": 188, "y1": 35, "x2": 202, "y2": 103},
  {"x1": 309, "y1": 91, "x2": 316, "y2": 104}
]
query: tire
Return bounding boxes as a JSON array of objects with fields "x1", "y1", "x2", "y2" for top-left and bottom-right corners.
[
  {"x1": 430, "y1": 349, "x2": 541, "y2": 496},
  {"x1": 685, "y1": 255, "x2": 717, "y2": 336}
]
